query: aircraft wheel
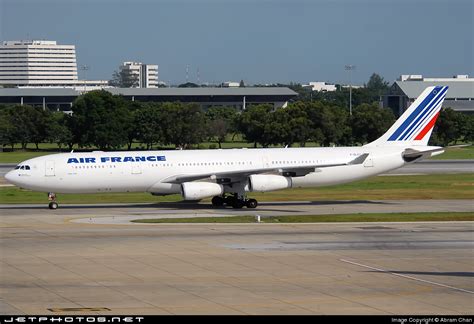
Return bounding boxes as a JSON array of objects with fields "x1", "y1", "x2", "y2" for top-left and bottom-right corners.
[
  {"x1": 246, "y1": 199, "x2": 258, "y2": 209},
  {"x1": 211, "y1": 196, "x2": 224, "y2": 207},
  {"x1": 224, "y1": 196, "x2": 234, "y2": 206},
  {"x1": 48, "y1": 201, "x2": 59, "y2": 210},
  {"x1": 232, "y1": 199, "x2": 245, "y2": 209}
]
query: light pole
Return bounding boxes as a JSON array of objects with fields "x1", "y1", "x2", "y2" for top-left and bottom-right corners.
[
  {"x1": 79, "y1": 65, "x2": 89, "y2": 93},
  {"x1": 345, "y1": 65, "x2": 356, "y2": 115}
]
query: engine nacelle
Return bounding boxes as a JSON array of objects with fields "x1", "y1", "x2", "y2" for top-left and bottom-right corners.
[
  {"x1": 181, "y1": 182, "x2": 224, "y2": 200},
  {"x1": 248, "y1": 174, "x2": 292, "y2": 192}
]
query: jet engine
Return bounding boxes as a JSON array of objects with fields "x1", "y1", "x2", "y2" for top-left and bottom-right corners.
[
  {"x1": 248, "y1": 174, "x2": 292, "y2": 192},
  {"x1": 181, "y1": 182, "x2": 224, "y2": 200}
]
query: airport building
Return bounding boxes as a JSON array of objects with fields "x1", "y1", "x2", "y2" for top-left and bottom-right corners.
[
  {"x1": 221, "y1": 81, "x2": 240, "y2": 88},
  {"x1": 383, "y1": 74, "x2": 474, "y2": 115},
  {"x1": 0, "y1": 40, "x2": 107, "y2": 89},
  {"x1": 0, "y1": 87, "x2": 298, "y2": 111},
  {"x1": 119, "y1": 61, "x2": 159, "y2": 88},
  {"x1": 303, "y1": 82, "x2": 337, "y2": 92}
]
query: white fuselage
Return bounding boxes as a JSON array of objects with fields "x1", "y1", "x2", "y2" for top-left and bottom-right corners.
[{"x1": 5, "y1": 146, "x2": 407, "y2": 195}]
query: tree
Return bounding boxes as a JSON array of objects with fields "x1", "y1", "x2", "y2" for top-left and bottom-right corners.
[
  {"x1": 305, "y1": 102, "x2": 331, "y2": 145},
  {"x1": 109, "y1": 69, "x2": 139, "y2": 88},
  {"x1": 70, "y1": 90, "x2": 132, "y2": 150},
  {"x1": 0, "y1": 106, "x2": 16, "y2": 149},
  {"x1": 239, "y1": 80, "x2": 245, "y2": 87},
  {"x1": 30, "y1": 108, "x2": 51, "y2": 150},
  {"x1": 8, "y1": 105, "x2": 42, "y2": 149},
  {"x1": 161, "y1": 102, "x2": 207, "y2": 148},
  {"x1": 46, "y1": 112, "x2": 73, "y2": 150},
  {"x1": 178, "y1": 82, "x2": 199, "y2": 88},
  {"x1": 237, "y1": 104, "x2": 275, "y2": 147},
  {"x1": 462, "y1": 114, "x2": 474, "y2": 143},
  {"x1": 431, "y1": 108, "x2": 465, "y2": 146},
  {"x1": 134, "y1": 104, "x2": 164, "y2": 149},
  {"x1": 351, "y1": 103, "x2": 395, "y2": 144},
  {"x1": 366, "y1": 73, "x2": 390, "y2": 94},
  {"x1": 125, "y1": 101, "x2": 146, "y2": 150},
  {"x1": 264, "y1": 108, "x2": 291, "y2": 147},
  {"x1": 325, "y1": 104, "x2": 352, "y2": 146},
  {"x1": 208, "y1": 119, "x2": 228, "y2": 148},
  {"x1": 277, "y1": 103, "x2": 311, "y2": 146},
  {"x1": 205, "y1": 106, "x2": 239, "y2": 147}
]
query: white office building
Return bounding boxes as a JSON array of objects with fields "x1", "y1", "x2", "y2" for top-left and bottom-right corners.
[
  {"x1": 0, "y1": 40, "x2": 108, "y2": 90},
  {"x1": 120, "y1": 62, "x2": 158, "y2": 88},
  {"x1": 303, "y1": 82, "x2": 337, "y2": 92},
  {"x1": 0, "y1": 40, "x2": 80, "y2": 86},
  {"x1": 222, "y1": 81, "x2": 240, "y2": 88}
]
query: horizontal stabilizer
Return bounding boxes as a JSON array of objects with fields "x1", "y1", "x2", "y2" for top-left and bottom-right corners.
[{"x1": 402, "y1": 147, "x2": 445, "y2": 162}]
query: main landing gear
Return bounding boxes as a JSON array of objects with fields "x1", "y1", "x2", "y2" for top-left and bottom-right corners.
[
  {"x1": 212, "y1": 195, "x2": 258, "y2": 209},
  {"x1": 48, "y1": 192, "x2": 59, "y2": 210}
]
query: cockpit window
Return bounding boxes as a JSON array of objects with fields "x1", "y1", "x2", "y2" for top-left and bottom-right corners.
[{"x1": 15, "y1": 165, "x2": 30, "y2": 170}]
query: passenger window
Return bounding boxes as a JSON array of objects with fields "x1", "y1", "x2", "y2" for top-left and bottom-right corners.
[{"x1": 25, "y1": 165, "x2": 30, "y2": 170}]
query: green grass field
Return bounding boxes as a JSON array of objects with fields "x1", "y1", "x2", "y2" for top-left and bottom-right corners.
[
  {"x1": 430, "y1": 145, "x2": 474, "y2": 160},
  {"x1": 0, "y1": 143, "x2": 472, "y2": 163},
  {"x1": 131, "y1": 212, "x2": 474, "y2": 224},
  {"x1": 1, "y1": 173, "x2": 472, "y2": 204}
]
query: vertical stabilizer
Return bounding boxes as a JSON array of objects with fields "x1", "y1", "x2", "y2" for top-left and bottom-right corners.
[{"x1": 365, "y1": 86, "x2": 448, "y2": 147}]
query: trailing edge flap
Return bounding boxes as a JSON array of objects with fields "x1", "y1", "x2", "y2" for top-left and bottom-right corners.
[{"x1": 161, "y1": 154, "x2": 370, "y2": 184}]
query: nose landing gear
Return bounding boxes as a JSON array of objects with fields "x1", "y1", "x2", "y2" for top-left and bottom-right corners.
[{"x1": 48, "y1": 192, "x2": 59, "y2": 210}]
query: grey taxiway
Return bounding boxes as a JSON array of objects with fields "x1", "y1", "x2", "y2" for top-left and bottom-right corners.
[{"x1": 1, "y1": 200, "x2": 473, "y2": 315}]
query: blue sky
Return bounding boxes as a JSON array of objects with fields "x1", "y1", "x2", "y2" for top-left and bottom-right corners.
[{"x1": 1, "y1": 0, "x2": 472, "y2": 85}]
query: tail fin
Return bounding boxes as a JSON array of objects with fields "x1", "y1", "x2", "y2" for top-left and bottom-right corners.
[{"x1": 366, "y1": 86, "x2": 448, "y2": 147}]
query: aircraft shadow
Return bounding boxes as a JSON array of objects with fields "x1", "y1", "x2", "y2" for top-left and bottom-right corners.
[{"x1": 0, "y1": 199, "x2": 393, "y2": 211}]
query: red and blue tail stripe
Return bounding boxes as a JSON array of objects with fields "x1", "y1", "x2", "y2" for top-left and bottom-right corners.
[{"x1": 387, "y1": 86, "x2": 448, "y2": 141}]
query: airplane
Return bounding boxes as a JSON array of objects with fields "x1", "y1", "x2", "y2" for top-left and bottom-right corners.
[{"x1": 5, "y1": 86, "x2": 448, "y2": 210}]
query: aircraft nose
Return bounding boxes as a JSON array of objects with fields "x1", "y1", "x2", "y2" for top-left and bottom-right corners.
[{"x1": 4, "y1": 170, "x2": 16, "y2": 184}]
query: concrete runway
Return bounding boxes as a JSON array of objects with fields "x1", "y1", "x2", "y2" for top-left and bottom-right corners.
[
  {"x1": 1, "y1": 200, "x2": 473, "y2": 315},
  {"x1": 1, "y1": 159, "x2": 473, "y2": 314}
]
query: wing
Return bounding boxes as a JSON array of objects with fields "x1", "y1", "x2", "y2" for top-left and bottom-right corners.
[{"x1": 162, "y1": 153, "x2": 369, "y2": 184}]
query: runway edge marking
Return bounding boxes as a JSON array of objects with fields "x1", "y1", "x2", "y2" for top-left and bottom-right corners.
[{"x1": 339, "y1": 258, "x2": 474, "y2": 295}]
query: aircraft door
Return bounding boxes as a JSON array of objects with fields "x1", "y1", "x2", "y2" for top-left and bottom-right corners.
[
  {"x1": 262, "y1": 156, "x2": 270, "y2": 169},
  {"x1": 363, "y1": 158, "x2": 374, "y2": 168},
  {"x1": 131, "y1": 162, "x2": 142, "y2": 174},
  {"x1": 45, "y1": 161, "x2": 55, "y2": 176}
]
